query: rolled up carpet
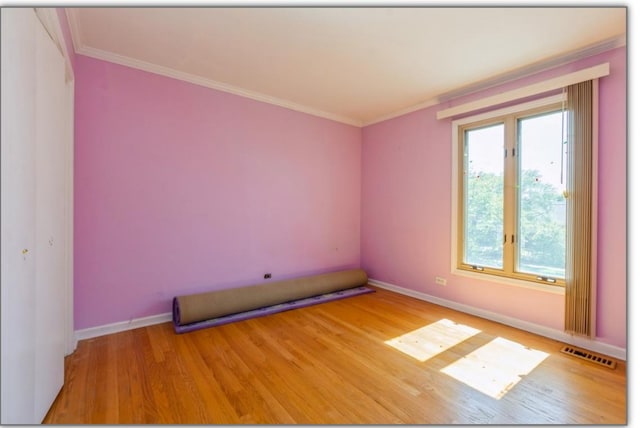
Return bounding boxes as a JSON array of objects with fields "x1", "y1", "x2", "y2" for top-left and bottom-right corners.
[{"x1": 173, "y1": 268, "x2": 370, "y2": 333}]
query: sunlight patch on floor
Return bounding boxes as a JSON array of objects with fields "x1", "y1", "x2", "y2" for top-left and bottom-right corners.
[
  {"x1": 384, "y1": 319, "x2": 480, "y2": 362},
  {"x1": 440, "y1": 336, "x2": 549, "y2": 399}
]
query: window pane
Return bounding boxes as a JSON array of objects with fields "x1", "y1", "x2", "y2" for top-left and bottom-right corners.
[
  {"x1": 463, "y1": 124, "x2": 504, "y2": 269},
  {"x1": 517, "y1": 111, "x2": 566, "y2": 279}
]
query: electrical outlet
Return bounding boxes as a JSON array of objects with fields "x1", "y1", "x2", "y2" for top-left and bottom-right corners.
[
  {"x1": 264, "y1": 273, "x2": 272, "y2": 279},
  {"x1": 435, "y1": 276, "x2": 447, "y2": 286}
]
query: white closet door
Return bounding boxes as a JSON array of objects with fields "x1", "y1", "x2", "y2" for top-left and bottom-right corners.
[
  {"x1": 34, "y1": 10, "x2": 67, "y2": 422},
  {"x1": 1, "y1": 8, "x2": 38, "y2": 424},
  {"x1": 1, "y1": 8, "x2": 67, "y2": 424}
]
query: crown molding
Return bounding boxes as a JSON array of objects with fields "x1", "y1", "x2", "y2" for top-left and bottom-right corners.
[
  {"x1": 79, "y1": 46, "x2": 363, "y2": 127},
  {"x1": 34, "y1": 8, "x2": 74, "y2": 82},
  {"x1": 64, "y1": 8, "x2": 82, "y2": 55},
  {"x1": 65, "y1": 9, "x2": 361, "y2": 127},
  {"x1": 436, "y1": 62, "x2": 609, "y2": 120},
  {"x1": 363, "y1": 33, "x2": 625, "y2": 127},
  {"x1": 437, "y1": 33, "x2": 626, "y2": 103},
  {"x1": 361, "y1": 97, "x2": 440, "y2": 127},
  {"x1": 64, "y1": 8, "x2": 624, "y2": 129}
]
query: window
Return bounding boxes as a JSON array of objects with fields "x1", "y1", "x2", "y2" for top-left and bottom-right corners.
[{"x1": 454, "y1": 97, "x2": 567, "y2": 286}]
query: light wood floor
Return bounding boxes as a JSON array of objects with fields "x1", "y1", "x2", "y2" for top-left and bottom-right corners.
[{"x1": 44, "y1": 287, "x2": 626, "y2": 424}]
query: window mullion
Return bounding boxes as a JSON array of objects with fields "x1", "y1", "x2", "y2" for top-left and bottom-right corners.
[
  {"x1": 503, "y1": 116, "x2": 517, "y2": 276},
  {"x1": 453, "y1": 98, "x2": 567, "y2": 287}
]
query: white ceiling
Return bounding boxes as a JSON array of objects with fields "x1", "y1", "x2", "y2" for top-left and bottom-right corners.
[{"x1": 66, "y1": 7, "x2": 626, "y2": 126}]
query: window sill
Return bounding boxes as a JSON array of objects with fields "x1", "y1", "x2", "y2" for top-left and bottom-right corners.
[{"x1": 453, "y1": 268, "x2": 566, "y2": 295}]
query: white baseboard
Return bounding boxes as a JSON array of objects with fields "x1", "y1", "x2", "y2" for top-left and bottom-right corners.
[
  {"x1": 74, "y1": 312, "x2": 173, "y2": 341},
  {"x1": 369, "y1": 278, "x2": 626, "y2": 361},
  {"x1": 72, "y1": 280, "x2": 626, "y2": 361}
]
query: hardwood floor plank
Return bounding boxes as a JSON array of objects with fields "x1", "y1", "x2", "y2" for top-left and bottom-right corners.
[
  {"x1": 248, "y1": 313, "x2": 404, "y2": 423},
  {"x1": 220, "y1": 320, "x2": 344, "y2": 423},
  {"x1": 114, "y1": 331, "x2": 142, "y2": 423},
  {"x1": 43, "y1": 287, "x2": 626, "y2": 424}
]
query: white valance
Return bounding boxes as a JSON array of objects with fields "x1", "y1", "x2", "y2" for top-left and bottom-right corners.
[{"x1": 436, "y1": 62, "x2": 609, "y2": 120}]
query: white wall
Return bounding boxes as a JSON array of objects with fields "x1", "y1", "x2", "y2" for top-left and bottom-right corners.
[{"x1": 1, "y1": 8, "x2": 74, "y2": 424}]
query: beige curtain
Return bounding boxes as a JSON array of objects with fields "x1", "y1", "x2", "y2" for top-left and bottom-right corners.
[{"x1": 564, "y1": 80, "x2": 595, "y2": 337}]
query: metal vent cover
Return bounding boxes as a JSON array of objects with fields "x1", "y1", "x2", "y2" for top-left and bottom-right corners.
[{"x1": 561, "y1": 345, "x2": 617, "y2": 369}]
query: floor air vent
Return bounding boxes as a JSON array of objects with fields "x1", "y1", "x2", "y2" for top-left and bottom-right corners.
[{"x1": 561, "y1": 345, "x2": 617, "y2": 369}]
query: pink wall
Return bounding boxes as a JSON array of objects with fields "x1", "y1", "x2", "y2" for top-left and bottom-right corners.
[
  {"x1": 74, "y1": 55, "x2": 362, "y2": 329},
  {"x1": 72, "y1": 27, "x2": 625, "y2": 350},
  {"x1": 361, "y1": 47, "x2": 626, "y2": 349}
]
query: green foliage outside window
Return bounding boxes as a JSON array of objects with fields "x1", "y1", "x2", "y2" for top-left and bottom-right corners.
[{"x1": 466, "y1": 169, "x2": 566, "y2": 278}]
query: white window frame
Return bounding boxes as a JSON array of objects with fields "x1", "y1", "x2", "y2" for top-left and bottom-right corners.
[{"x1": 450, "y1": 94, "x2": 567, "y2": 295}]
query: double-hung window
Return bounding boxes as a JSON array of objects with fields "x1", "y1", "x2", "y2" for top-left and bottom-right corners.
[{"x1": 454, "y1": 97, "x2": 567, "y2": 286}]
